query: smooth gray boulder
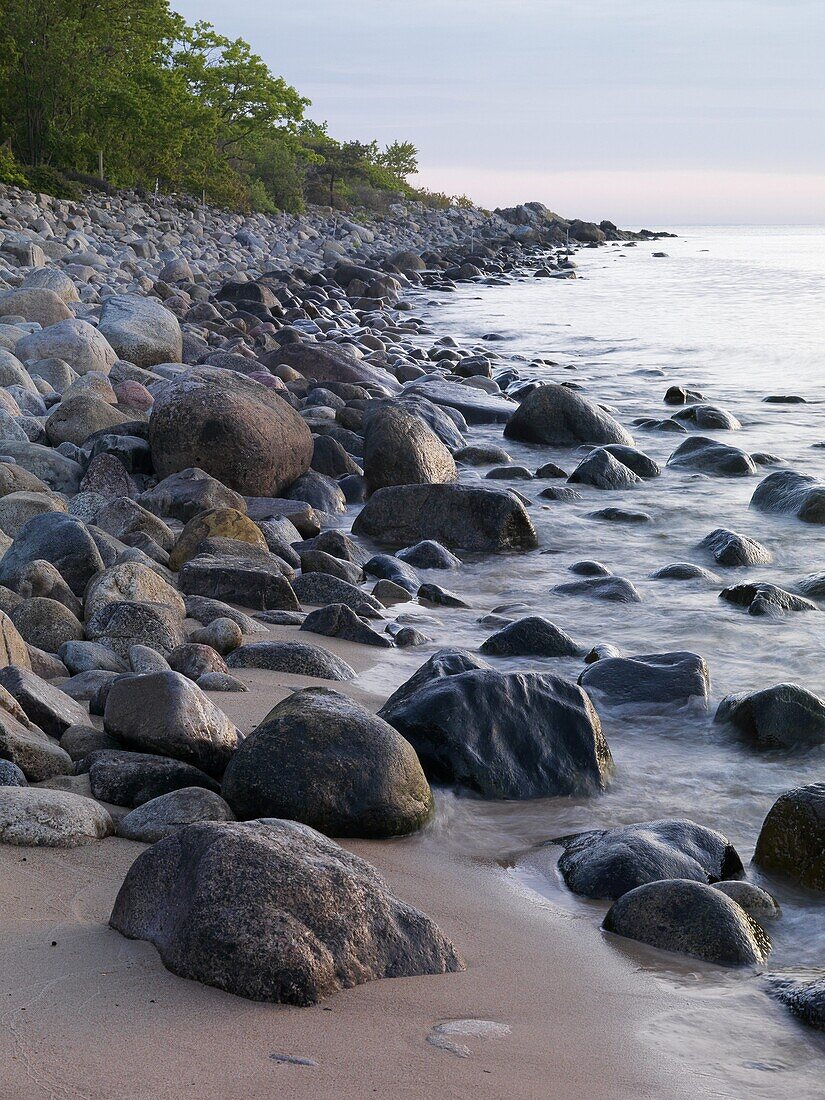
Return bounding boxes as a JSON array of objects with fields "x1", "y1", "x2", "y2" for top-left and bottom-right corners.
[
  {"x1": 403, "y1": 377, "x2": 514, "y2": 424},
  {"x1": 222, "y1": 689, "x2": 433, "y2": 837},
  {"x1": 138, "y1": 467, "x2": 246, "y2": 523},
  {"x1": 267, "y1": 340, "x2": 403, "y2": 394},
  {"x1": 715, "y1": 683, "x2": 825, "y2": 750},
  {"x1": 568, "y1": 448, "x2": 642, "y2": 490},
  {"x1": 770, "y1": 975, "x2": 825, "y2": 1032},
  {"x1": 109, "y1": 819, "x2": 462, "y2": 1004},
  {"x1": 116, "y1": 786, "x2": 235, "y2": 842},
  {"x1": 667, "y1": 436, "x2": 757, "y2": 476},
  {"x1": 602, "y1": 879, "x2": 770, "y2": 965},
  {"x1": 15, "y1": 318, "x2": 117, "y2": 375},
  {"x1": 99, "y1": 294, "x2": 183, "y2": 368},
  {"x1": 579, "y1": 652, "x2": 710, "y2": 709},
  {"x1": 363, "y1": 406, "x2": 456, "y2": 493},
  {"x1": 754, "y1": 783, "x2": 825, "y2": 888},
  {"x1": 0, "y1": 698, "x2": 72, "y2": 781},
  {"x1": 292, "y1": 573, "x2": 383, "y2": 617},
  {"x1": 750, "y1": 470, "x2": 825, "y2": 524},
  {"x1": 552, "y1": 819, "x2": 743, "y2": 900},
  {"x1": 226, "y1": 641, "x2": 355, "y2": 680},
  {"x1": 0, "y1": 513, "x2": 104, "y2": 596},
  {"x1": 719, "y1": 582, "x2": 818, "y2": 617},
  {"x1": 86, "y1": 601, "x2": 186, "y2": 659},
  {"x1": 0, "y1": 666, "x2": 87, "y2": 737},
  {"x1": 698, "y1": 528, "x2": 772, "y2": 567},
  {"x1": 301, "y1": 604, "x2": 392, "y2": 647},
  {"x1": 83, "y1": 748, "x2": 221, "y2": 807},
  {"x1": 0, "y1": 441, "x2": 83, "y2": 493},
  {"x1": 396, "y1": 540, "x2": 461, "y2": 570},
  {"x1": 352, "y1": 483, "x2": 537, "y2": 552},
  {"x1": 480, "y1": 616, "x2": 582, "y2": 658},
  {"x1": 504, "y1": 383, "x2": 633, "y2": 446},
  {"x1": 554, "y1": 576, "x2": 642, "y2": 603},
  {"x1": 0, "y1": 787, "x2": 113, "y2": 846}
]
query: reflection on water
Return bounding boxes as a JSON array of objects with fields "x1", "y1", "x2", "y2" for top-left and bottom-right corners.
[{"x1": 357, "y1": 227, "x2": 825, "y2": 1096}]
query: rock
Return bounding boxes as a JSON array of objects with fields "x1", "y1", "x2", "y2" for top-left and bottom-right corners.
[
  {"x1": 286, "y1": 470, "x2": 346, "y2": 514},
  {"x1": 58, "y1": 640, "x2": 127, "y2": 675},
  {"x1": 94, "y1": 497, "x2": 174, "y2": 554},
  {"x1": 672, "y1": 404, "x2": 741, "y2": 431},
  {"x1": 310, "y1": 435, "x2": 362, "y2": 479},
  {"x1": 379, "y1": 667, "x2": 612, "y2": 799},
  {"x1": 404, "y1": 378, "x2": 514, "y2": 424},
  {"x1": 84, "y1": 560, "x2": 185, "y2": 622},
  {"x1": 396, "y1": 540, "x2": 460, "y2": 570},
  {"x1": 552, "y1": 819, "x2": 743, "y2": 900},
  {"x1": 698, "y1": 528, "x2": 772, "y2": 567},
  {"x1": 486, "y1": 465, "x2": 533, "y2": 481},
  {"x1": 568, "y1": 448, "x2": 643, "y2": 490},
  {"x1": 138, "y1": 467, "x2": 246, "y2": 523},
  {"x1": 602, "y1": 879, "x2": 770, "y2": 965},
  {"x1": 0, "y1": 696, "x2": 72, "y2": 781},
  {"x1": 664, "y1": 385, "x2": 704, "y2": 405},
  {"x1": 719, "y1": 582, "x2": 818, "y2": 617},
  {"x1": 226, "y1": 641, "x2": 356, "y2": 681},
  {"x1": 84, "y1": 749, "x2": 221, "y2": 807},
  {"x1": 267, "y1": 340, "x2": 403, "y2": 394},
  {"x1": 796, "y1": 572, "x2": 825, "y2": 599},
  {"x1": 0, "y1": 512, "x2": 104, "y2": 596},
  {"x1": 109, "y1": 818, "x2": 461, "y2": 1004},
  {"x1": 0, "y1": 608, "x2": 33, "y2": 670},
  {"x1": 579, "y1": 652, "x2": 709, "y2": 709},
  {"x1": 300, "y1": 549, "x2": 363, "y2": 585},
  {"x1": 178, "y1": 551, "x2": 299, "y2": 611},
  {"x1": 601, "y1": 444, "x2": 661, "y2": 478},
  {"x1": 0, "y1": 490, "x2": 67, "y2": 538},
  {"x1": 1, "y1": 558, "x2": 82, "y2": 617},
  {"x1": 169, "y1": 507, "x2": 266, "y2": 571},
  {"x1": 0, "y1": 287, "x2": 73, "y2": 327},
  {"x1": 480, "y1": 616, "x2": 581, "y2": 658},
  {"x1": 168, "y1": 643, "x2": 228, "y2": 681},
  {"x1": 301, "y1": 604, "x2": 392, "y2": 648},
  {"x1": 769, "y1": 975, "x2": 825, "y2": 1032},
  {"x1": 0, "y1": 462, "x2": 51, "y2": 497},
  {"x1": 0, "y1": 787, "x2": 113, "y2": 846},
  {"x1": 103, "y1": 671, "x2": 238, "y2": 778},
  {"x1": 117, "y1": 786, "x2": 235, "y2": 842},
  {"x1": 373, "y1": 579, "x2": 411, "y2": 606},
  {"x1": 417, "y1": 583, "x2": 467, "y2": 608},
  {"x1": 292, "y1": 573, "x2": 382, "y2": 617},
  {"x1": 223, "y1": 688, "x2": 432, "y2": 837},
  {"x1": 11, "y1": 597, "x2": 84, "y2": 652},
  {"x1": 753, "y1": 783, "x2": 825, "y2": 888},
  {"x1": 0, "y1": 759, "x2": 27, "y2": 786},
  {"x1": 60, "y1": 723, "x2": 122, "y2": 761},
  {"x1": 363, "y1": 406, "x2": 456, "y2": 492},
  {"x1": 0, "y1": 441, "x2": 83, "y2": 493},
  {"x1": 15, "y1": 318, "x2": 117, "y2": 375},
  {"x1": 363, "y1": 553, "x2": 420, "y2": 594},
  {"x1": 651, "y1": 563, "x2": 719, "y2": 581},
  {"x1": 85, "y1": 600, "x2": 186, "y2": 659},
  {"x1": 554, "y1": 576, "x2": 642, "y2": 603},
  {"x1": 183, "y1": 597, "x2": 262, "y2": 635},
  {"x1": 149, "y1": 368, "x2": 313, "y2": 496},
  {"x1": 45, "y1": 394, "x2": 130, "y2": 447},
  {"x1": 79, "y1": 453, "x2": 136, "y2": 500},
  {"x1": 504, "y1": 383, "x2": 633, "y2": 447},
  {"x1": 712, "y1": 881, "x2": 780, "y2": 921},
  {"x1": 667, "y1": 436, "x2": 757, "y2": 476},
  {"x1": 352, "y1": 483, "x2": 537, "y2": 552},
  {"x1": 189, "y1": 617, "x2": 243, "y2": 655},
  {"x1": 716, "y1": 684, "x2": 825, "y2": 751},
  {"x1": 588, "y1": 506, "x2": 651, "y2": 524},
  {"x1": 454, "y1": 444, "x2": 513, "y2": 466},
  {"x1": 750, "y1": 470, "x2": 825, "y2": 524},
  {"x1": 0, "y1": 666, "x2": 88, "y2": 737},
  {"x1": 98, "y1": 294, "x2": 182, "y2": 367}
]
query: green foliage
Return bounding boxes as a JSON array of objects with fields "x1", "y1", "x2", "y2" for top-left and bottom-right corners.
[
  {"x1": 22, "y1": 165, "x2": 82, "y2": 200},
  {"x1": 0, "y1": 0, "x2": 467, "y2": 214}
]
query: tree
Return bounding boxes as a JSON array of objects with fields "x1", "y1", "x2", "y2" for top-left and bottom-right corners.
[{"x1": 378, "y1": 140, "x2": 418, "y2": 180}]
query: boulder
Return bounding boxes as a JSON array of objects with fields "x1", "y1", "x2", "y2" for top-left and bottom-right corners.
[
  {"x1": 45, "y1": 394, "x2": 130, "y2": 447},
  {"x1": 0, "y1": 287, "x2": 73, "y2": 327},
  {"x1": 770, "y1": 975, "x2": 825, "y2": 1032},
  {"x1": 226, "y1": 641, "x2": 355, "y2": 680},
  {"x1": 363, "y1": 406, "x2": 456, "y2": 493},
  {"x1": 754, "y1": 784, "x2": 825, "y2": 888},
  {"x1": 94, "y1": 496, "x2": 174, "y2": 553},
  {"x1": 300, "y1": 603, "x2": 392, "y2": 648},
  {"x1": 110, "y1": 819, "x2": 462, "y2": 1003},
  {"x1": 178, "y1": 551, "x2": 299, "y2": 611},
  {"x1": 103, "y1": 671, "x2": 239, "y2": 777},
  {"x1": 579, "y1": 652, "x2": 710, "y2": 709},
  {"x1": 667, "y1": 436, "x2": 757, "y2": 476},
  {"x1": 265, "y1": 341, "x2": 403, "y2": 394},
  {"x1": 0, "y1": 513, "x2": 104, "y2": 596},
  {"x1": 480, "y1": 616, "x2": 582, "y2": 658},
  {"x1": 503, "y1": 383, "x2": 633, "y2": 446},
  {"x1": 0, "y1": 609, "x2": 33, "y2": 670},
  {"x1": 651, "y1": 563, "x2": 719, "y2": 582},
  {"x1": 698, "y1": 528, "x2": 772, "y2": 567},
  {"x1": 568, "y1": 448, "x2": 642, "y2": 490},
  {"x1": 0, "y1": 490, "x2": 67, "y2": 538},
  {"x1": 222, "y1": 688, "x2": 432, "y2": 837},
  {"x1": 117, "y1": 786, "x2": 235, "y2": 842},
  {"x1": 300, "y1": 549, "x2": 364, "y2": 585},
  {"x1": 0, "y1": 760, "x2": 26, "y2": 786},
  {"x1": 0, "y1": 787, "x2": 112, "y2": 846},
  {"x1": 671, "y1": 403, "x2": 741, "y2": 431},
  {"x1": 0, "y1": 441, "x2": 83, "y2": 493},
  {"x1": 169, "y1": 507, "x2": 266, "y2": 570},
  {"x1": 83, "y1": 748, "x2": 220, "y2": 807},
  {"x1": 149, "y1": 367, "x2": 313, "y2": 496},
  {"x1": 403, "y1": 378, "x2": 514, "y2": 424},
  {"x1": 84, "y1": 561, "x2": 185, "y2": 622},
  {"x1": 396, "y1": 540, "x2": 461, "y2": 570},
  {"x1": 379, "y1": 668, "x2": 612, "y2": 799},
  {"x1": 602, "y1": 879, "x2": 770, "y2": 965},
  {"x1": 750, "y1": 470, "x2": 825, "y2": 524},
  {"x1": 98, "y1": 294, "x2": 182, "y2": 368},
  {"x1": 138, "y1": 467, "x2": 246, "y2": 523},
  {"x1": 0, "y1": 699, "x2": 72, "y2": 780},
  {"x1": 11, "y1": 597, "x2": 84, "y2": 652},
  {"x1": 715, "y1": 683, "x2": 825, "y2": 750},
  {"x1": 352, "y1": 484, "x2": 537, "y2": 552},
  {"x1": 719, "y1": 582, "x2": 818, "y2": 617},
  {"x1": 85, "y1": 601, "x2": 186, "y2": 659},
  {"x1": 168, "y1": 643, "x2": 229, "y2": 681},
  {"x1": 712, "y1": 881, "x2": 780, "y2": 921},
  {"x1": 0, "y1": 666, "x2": 87, "y2": 736},
  {"x1": 554, "y1": 576, "x2": 642, "y2": 603},
  {"x1": 58, "y1": 640, "x2": 127, "y2": 675},
  {"x1": 15, "y1": 318, "x2": 117, "y2": 375},
  {"x1": 552, "y1": 819, "x2": 743, "y2": 900},
  {"x1": 292, "y1": 573, "x2": 382, "y2": 617},
  {"x1": 188, "y1": 617, "x2": 243, "y2": 655}
]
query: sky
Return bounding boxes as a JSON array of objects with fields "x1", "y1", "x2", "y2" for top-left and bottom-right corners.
[{"x1": 173, "y1": 0, "x2": 825, "y2": 225}]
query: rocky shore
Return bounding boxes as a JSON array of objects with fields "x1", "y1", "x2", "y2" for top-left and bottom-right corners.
[{"x1": 0, "y1": 182, "x2": 822, "y2": 1097}]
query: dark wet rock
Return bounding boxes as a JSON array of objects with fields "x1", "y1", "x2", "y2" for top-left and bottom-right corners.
[
  {"x1": 0, "y1": 759, "x2": 27, "y2": 786},
  {"x1": 226, "y1": 641, "x2": 355, "y2": 680},
  {"x1": 672, "y1": 404, "x2": 741, "y2": 431},
  {"x1": 0, "y1": 696, "x2": 72, "y2": 781},
  {"x1": 267, "y1": 340, "x2": 403, "y2": 394},
  {"x1": 769, "y1": 975, "x2": 825, "y2": 1031},
  {"x1": 480, "y1": 616, "x2": 581, "y2": 658},
  {"x1": 750, "y1": 470, "x2": 825, "y2": 524},
  {"x1": 485, "y1": 465, "x2": 533, "y2": 481},
  {"x1": 86, "y1": 601, "x2": 186, "y2": 659},
  {"x1": 363, "y1": 553, "x2": 420, "y2": 594},
  {"x1": 0, "y1": 667, "x2": 87, "y2": 737},
  {"x1": 667, "y1": 436, "x2": 757, "y2": 476},
  {"x1": 719, "y1": 582, "x2": 818, "y2": 617},
  {"x1": 103, "y1": 671, "x2": 238, "y2": 778},
  {"x1": 417, "y1": 583, "x2": 468, "y2": 608},
  {"x1": 597, "y1": 445, "x2": 659, "y2": 479},
  {"x1": 716, "y1": 684, "x2": 825, "y2": 750},
  {"x1": 579, "y1": 652, "x2": 709, "y2": 709},
  {"x1": 796, "y1": 572, "x2": 825, "y2": 600},
  {"x1": 379, "y1": 648, "x2": 489, "y2": 716},
  {"x1": 83, "y1": 748, "x2": 221, "y2": 807},
  {"x1": 664, "y1": 385, "x2": 704, "y2": 405},
  {"x1": 372, "y1": 579, "x2": 412, "y2": 606},
  {"x1": 149, "y1": 368, "x2": 313, "y2": 496},
  {"x1": 299, "y1": 549, "x2": 363, "y2": 585},
  {"x1": 535, "y1": 461, "x2": 569, "y2": 479},
  {"x1": 109, "y1": 818, "x2": 461, "y2": 1004},
  {"x1": 539, "y1": 485, "x2": 582, "y2": 503},
  {"x1": 59, "y1": 723, "x2": 121, "y2": 762},
  {"x1": 0, "y1": 512, "x2": 104, "y2": 596},
  {"x1": 116, "y1": 786, "x2": 235, "y2": 842},
  {"x1": 504, "y1": 383, "x2": 633, "y2": 447},
  {"x1": 588, "y1": 507, "x2": 651, "y2": 523},
  {"x1": 554, "y1": 576, "x2": 641, "y2": 603},
  {"x1": 179, "y1": 552, "x2": 299, "y2": 612},
  {"x1": 292, "y1": 573, "x2": 383, "y2": 617},
  {"x1": 310, "y1": 435, "x2": 362, "y2": 479},
  {"x1": 754, "y1": 783, "x2": 825, "y2": 889},
  {"x1": 751, "y1": 452, "x2": 782, "y2": 467},
  {"x1": 712, "y1": 881, "x2": 780, "y2": 921},
  {"x1": 568, "y1": 448, "x2": 643, "y2": 490},
  {"x1": 223, "y1": 688, "x2": 432, "y2": 837},
  {"x1": 453, "y1": 444, "x2": 512, "y2": 466},
  {"x1": 583, "y1": 644, "x2": 624, "y2": 664},
  {"x1": 60, "y1": 670, "x2": 118, "y2": 705},
  {"x1": 553, "y1": 819, "x2": 744, "y2": 900},
  {"x1": 651, "y1": 563, "x2": 719, "y2": 581},
  {"x1": 168, "y1": 643, "x2": 229, "y2": 681},
  {"x1": 568, "y1": 560, "x2": 611, "y2": 577},
  {"x1": 363, "y1": 406, "x2": 457, "y2": 493},
  {"x1": 396, "y1": 540, "x2": 460, "y2": 570},
  {"x1": 392, "y1": 626, "x2": 428, "y2": 647},
  {"x1": 301, "y1": 604, "x2": 392, "y2": 648},
  {"x1": 362, "y1": 394, "x2": 466, "y2": 451},
  {"x1": 379, "y1": 668, "x2": 612, "y2": 799},
  {"x1": 286, "y1": 470, "x2": 346, "y2": 515},
  {"x1": 404, "y1": 377, "x2": 514, "y2": 424},
  {"x1": 297, "y1": 529, "x2": 369, "y2": 566},
  {"x1": 698, "y1": 528, "x2": 772, "y2": 568},
  {"x1": 602, "y1": 879, "x2": 770, "y2": 965},
  {"x1": 352, "y1": 484, "x2": 537, "y2": 552}
]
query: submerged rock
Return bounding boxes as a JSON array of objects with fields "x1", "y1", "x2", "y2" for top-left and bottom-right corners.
[
  {"x1": 754, "y1": 784, "x2": 825, "y2": 888},
  {"x1": 715, "y1": 683, "x2": 825, "y2": 750},
  {"x1": 750, "y1": 470, "x2": 825, "y2": 524},
  {"x1": 110, "y1": 819, "x2": 462, "y2": 1003},
  {"x1": 579, "y1": 652, "x2": 709, "y2": 709},
  {"x1": 480, "y1": 616, "x2": 582, "y2": 658},
  {"x1": 719, "y1": 582, "x2": 818, "y2": 617},
  {"x1": 769, "y1": 974, "x2": 825, "y2": 1032},
  {"x1": 504, "y1": 383, "x2": 633, "y2": 447},
  {"x1": 698, "y1": 528, "x2": 772, "y2": 567},
  {"x1": 668, "y1": 436, "x2": 757, "y2": 476},
  {"x1": 568, "y1": 448, "x2": 642, "y2": 490},
  {"x1": 554, "y1": 576, "x2": 642, "y2": 603}
]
